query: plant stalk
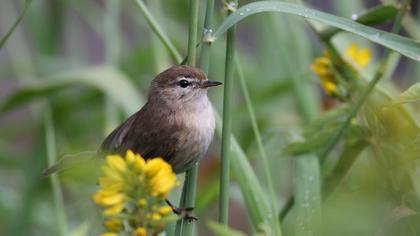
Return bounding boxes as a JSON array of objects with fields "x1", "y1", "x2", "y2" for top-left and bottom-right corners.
[
  {"x1": 133, "y1": 0, "x2": 183, "y2": 63},
  {"x1": 219, "y1": 0, "x2": 238, "y2": 225},
  {"x1": 175, "y1": 0, "x2": 200, "y2": 235}
]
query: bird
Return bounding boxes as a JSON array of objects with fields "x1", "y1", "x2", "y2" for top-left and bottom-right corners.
[
  {"x1": 42, "y1": 65, "x2": 221, "y2": 220},
  {"x1": 100, "y1": 65, "x2": 222, "y2": 174},
  {"x1": 42, "y1": 65, "x2": 221, "y2": 176}
]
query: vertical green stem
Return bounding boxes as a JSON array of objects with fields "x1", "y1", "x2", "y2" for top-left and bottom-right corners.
[
  {"x1": 219, "y1": 1, "x2": 237, "y2": 225},
  {"x1": 186, "y1": 0, "x2": 199, "y2": 66},
  {"x1": 176, "y1": 0, "x2": 200, "y2": 235},
  {"x1": 198, "y1": 0, "x2": 215, "y2": 74},
  {"x1": 45, "y1": 106, "x2": 68, "y2": 236}
]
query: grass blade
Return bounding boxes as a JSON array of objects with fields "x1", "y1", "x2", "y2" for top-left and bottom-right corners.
[
  {"x1": 0, "y1": 0, "x2": 32, "y2": 49},
  {"x1": 293, "y1": 155, "x2": 321, "y2": 236},
  {"x1": 213, "y1": 1, "x2": 420, "y2": 62},
  {"x1": 0, "y1": 66, "x2": 143, "y2": 116}
]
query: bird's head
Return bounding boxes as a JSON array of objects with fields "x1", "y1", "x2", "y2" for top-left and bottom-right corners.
[{"x1": 148, "y1": 65, "x2": 222, "y2": 109}]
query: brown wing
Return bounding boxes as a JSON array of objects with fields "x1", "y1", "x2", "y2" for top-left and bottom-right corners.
[{"x1": 100, "y1": 103, "x2": 179, "y2": 163}]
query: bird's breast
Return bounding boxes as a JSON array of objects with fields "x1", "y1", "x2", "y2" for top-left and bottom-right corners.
[{"x1": 169, "y1": 102, "x2": 215, "y2": 173}]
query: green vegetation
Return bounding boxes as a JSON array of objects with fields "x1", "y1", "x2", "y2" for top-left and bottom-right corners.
[{"x1": 0, "y1": 0, "x2": 419, "y2": 235}]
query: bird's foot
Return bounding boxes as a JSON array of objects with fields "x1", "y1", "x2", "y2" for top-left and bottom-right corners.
[{"x1": 165, "y1": 199, "x2": 197, "y2": 222}]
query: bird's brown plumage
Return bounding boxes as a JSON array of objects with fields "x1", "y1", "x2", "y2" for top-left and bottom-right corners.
[{"x1": 100, "y1": 65, "x2": 218, "y2": 173}]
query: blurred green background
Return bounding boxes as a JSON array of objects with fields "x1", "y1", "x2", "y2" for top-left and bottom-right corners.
[{"x1": 0, "y1": 0, "x2": 419, "y2": 235}]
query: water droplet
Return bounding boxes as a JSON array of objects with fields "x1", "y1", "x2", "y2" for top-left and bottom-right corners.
[
  {"x1": 228, "y1": 1, "x2": 237, "y2": 8},
  {"x1": 245, "y1": 8, "x2": 251, "y2": 12},
  {"x1": 351, "y1": 13, "x2": 358, "y2": 20},
  {"x1": 239, "y1": 12, "x2": 244, "y2": 16},
  {"x1": 373, "y1": 32, "x2": 381, "y2": 40},
  {"x1": 203, "y1": 28, "x2": 215, "y2": 43}
]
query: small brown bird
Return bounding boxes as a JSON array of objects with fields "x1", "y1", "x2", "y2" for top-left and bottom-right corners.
[
  {"x1": 42, "y1": 65, "x2": 221, "y2": 177},
  {"x1": 101, "y1": 65, "x2": 222, "y2": 173}
]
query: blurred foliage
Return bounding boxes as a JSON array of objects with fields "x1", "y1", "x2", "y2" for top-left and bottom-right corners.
[{"x1": 0, "y1": 0, "x2": 420, "y2": 236}]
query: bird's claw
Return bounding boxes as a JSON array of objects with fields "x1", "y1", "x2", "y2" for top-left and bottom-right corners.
[{"x1": 165, "y1": 199, "x2": 197, "y2": 222}]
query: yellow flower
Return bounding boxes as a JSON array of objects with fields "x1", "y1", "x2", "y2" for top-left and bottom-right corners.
[
  {"x1": 93, "y1": 150, "x2": 177, "y2": 235},
  {"x1": 311, "y1": 54, "x2": 338, "y2": 96},
  {"x1": 93, "y1": 191, "x2": 124, "y2": 206},
  {"x1": 106, "y1": 155, "x2": 127, "y2": 172},
  {"x1": 151, "y1": 213, "x2": 161, "y2": 221},
  {"x1": 100, "y1": 233, "x2": 118, "y2": 236},
  {"x1": 104, "y1": 219, "x2": 122, "y2": 232},
  {"x1": 310, "y1": 57, "x2": 331, "y2": 77},
  {"x1": 345, "y1": 43, "x2": 371, "y2": 68},
  {"x1": 135, "y1": 227, "x2": 146, "y2": 236},
  {"x1": 148, "y1": 160, "x2": 177, "y2": 197},
  {"x1": 320, "y1": 79, "x2": 338, "y2": 96},
  {"x1": 158, "y1": 206, "x2": 173, "y2": 216},
  {"x1": 137, "y1": 198, "x2": 147, "y2": 208},
  {"x1": 103, "y1": 202, "x2": 124, "y2": 216}
]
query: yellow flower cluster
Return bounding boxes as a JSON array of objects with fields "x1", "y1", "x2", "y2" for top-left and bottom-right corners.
[
  {"x1": 311, "y1": 53, "x2": 338, "y2": 96},
  {"x1": 93, "y1": 150, "x2": 177, "y2": 236},
  {"x1": 311, "y1": 44, "x2": 371, "y2": 98},
  {"x1": 345, "y1": 43, "x2": 371, "y2": 68}
]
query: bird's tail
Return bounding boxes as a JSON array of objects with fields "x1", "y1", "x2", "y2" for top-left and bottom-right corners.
[{"x1": 42, "y1": 150, "x2": 99, "y2": 177}]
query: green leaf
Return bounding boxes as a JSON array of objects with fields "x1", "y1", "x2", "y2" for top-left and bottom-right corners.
[
  {"x1": 356, "y1": 5, "x2": 398, "y2": 25},
  {"x1": 283, "y1": 106, "x2": 369, "y2": 156},
  {"x1": 0, "y1": 0, "x2": 33, "y2": 49},
  {"x1": 303, "y1": 106, "x2": 349, "y2": 137},
  {"x1": 213, "y1": 1, "x2": 420, "y2": 62},
  {"x1": 322, "y1": 138, "x2": 368, "y2": 198},
  {"x1": 66, "y1": 221, "x2": 89, "y2": 236},
  {"x1": 215, "y1": 115, "x2": 282, "y2": 235},
  {"x1": 293, "y1": 154, "x2": 321, "y2": 236},
  {"x1": 0, "y1": 66, "x2": 144, "y2": 116},
  {"x1": 207, "y1": 221, "x2": 247, "y2": 236},
  {"x1": 391, "y1": 82, "x2": 420, "y2": 105},
  {"x1": 320, "y1": 5, "x2": 399, "y2": 40}
]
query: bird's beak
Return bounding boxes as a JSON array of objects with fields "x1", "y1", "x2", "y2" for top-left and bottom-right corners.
[{"x1": 201, "y1": 80, "x2": 222, "y2": 88}]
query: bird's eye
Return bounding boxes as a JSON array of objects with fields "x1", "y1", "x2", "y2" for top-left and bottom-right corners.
[{"x1": 178, "y1": 79, "x2": 190, "y2": 88}]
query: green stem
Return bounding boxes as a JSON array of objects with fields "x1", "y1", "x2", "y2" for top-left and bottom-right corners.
[
  {"x1": 133, "y1": 0, "x2": 183, "y2": 63},
  {"x1": 176, "y1": 0, "x2": 200, "y2": 235},
  {"x1": 45, "y1": 106, "x2": 68, "y2": 236},
  {"x1": 187, "y1": 0, "x2": 199, "y2": 66},
  {"x1": 219, "y1": 1, "x2": 237, "y2": 225},
  {"x1": 198, "y1": 0, "x2": 215, "y2": 73}
]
